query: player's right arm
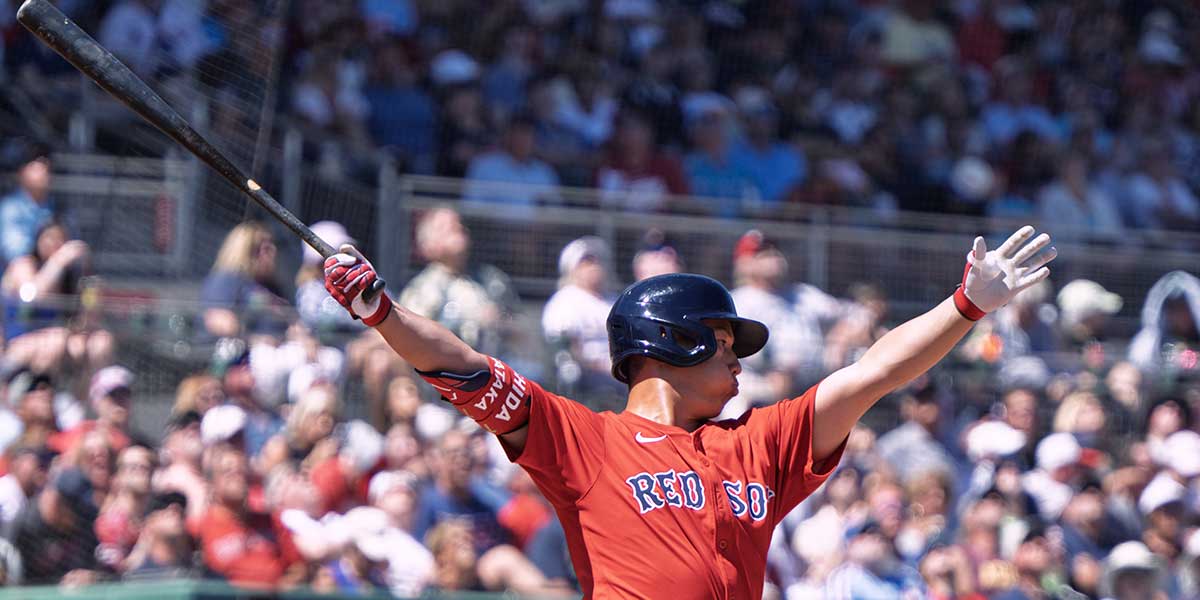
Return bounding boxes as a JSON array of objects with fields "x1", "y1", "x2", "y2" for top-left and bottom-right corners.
[{"x1": 324, "y1": 245, "x2": 530, "y2": 450}]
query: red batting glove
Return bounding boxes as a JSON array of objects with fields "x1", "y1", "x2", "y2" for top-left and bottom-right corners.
[{"x1": 323, "y1": 245, "x2": 392, "y2": 327}]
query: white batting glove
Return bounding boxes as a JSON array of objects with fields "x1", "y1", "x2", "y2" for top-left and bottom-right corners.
[
  {"x1": 323, "y1": 244, "x2": 392, "y2": 326},
  {"x1": 953, "y1": 225, "x2": 1057, "y2": 320}
]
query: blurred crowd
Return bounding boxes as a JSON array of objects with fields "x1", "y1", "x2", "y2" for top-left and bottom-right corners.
[
  {"x1": 3, "y1": 0, "x2": 1200, "y2": 234},
  {"x1": 0, "y1": 0, "x2": 1198, "y2": 599},
  {"x1": 0, "y1": 156, "x2": 1198, "y2": 598}
]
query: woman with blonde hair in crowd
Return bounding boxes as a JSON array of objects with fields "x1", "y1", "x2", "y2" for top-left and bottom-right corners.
[
  {"x1": 170, "y1": 374, "x2": 223, "y2": 418},
  {"x1": 200, "y1": 222, "x2": 291, "y2": 340},
  {"x1": 258, "y1": 383, "x2": 341, "y2": 475}
]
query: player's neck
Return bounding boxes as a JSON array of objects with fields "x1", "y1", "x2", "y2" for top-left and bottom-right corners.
[{"x1": 625, "y1": 378, "x2": 704, "y2": 432}]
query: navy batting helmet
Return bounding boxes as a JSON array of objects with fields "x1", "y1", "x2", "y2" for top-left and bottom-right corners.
[{"x1": 607, "y1": 273, "x2": 769, "y2": 383}]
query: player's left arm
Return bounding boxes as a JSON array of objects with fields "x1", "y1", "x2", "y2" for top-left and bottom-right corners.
[{"x1": 812, "y1": 226, "x2": 1056, "y2": 460}]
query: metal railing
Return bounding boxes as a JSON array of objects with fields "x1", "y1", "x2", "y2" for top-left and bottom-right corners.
[{"x1": 26, "y1": 150, "x2": 1200, "y2": 325}]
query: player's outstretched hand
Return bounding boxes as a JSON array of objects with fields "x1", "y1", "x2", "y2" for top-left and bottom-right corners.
[
  {"x1": 953, "y1": 225, "x2": 1057, "y2": 321},
  {"x1": 324, "y1": 244, "x2": 392, "y2": 326}
]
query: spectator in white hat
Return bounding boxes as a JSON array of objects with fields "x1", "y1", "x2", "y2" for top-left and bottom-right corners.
[
  {"x1": 295, "y1": 221, "x2": 360, "y2": 334},
  {"x1": 542, "y1": 236, "x2": 620, "y2": 408},
  {"x1": 368, "y1": 471, "x2": 434, "y2": 596},
  {"x1": 49, "y1": 366, "x2": 136, "y2": 456},
  {"x1": 1100, "y1": 541, "x2": 1166, "y2": 600},
  {"x1": 1022, "y1": 432, "x2": 1082, "y2": 521},
  {"x1": 1057, "y1": 279, "x2": 1123, "y2": 351},
  {"x1": 1139, "y1": 473, "x2": 1187, "y2": 562}
]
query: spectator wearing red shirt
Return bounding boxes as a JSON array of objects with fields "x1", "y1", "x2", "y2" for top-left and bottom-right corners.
[
  {"x1": 197, "y1": 445, "x2": 285, "y2": 588},
  {"x1": 49, "y1": 366, "x2": 134, "y2": 456},
  {"x1": 595, "y1": 110, "x2": 688, "y2": 212}
]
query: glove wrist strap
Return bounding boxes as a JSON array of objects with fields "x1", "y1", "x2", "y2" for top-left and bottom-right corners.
[
  {"x1": 953, "y1": 285, "x2": 986, "y2": 321},
  {"x1": 362, "y1": 294, "x2": 392, "y2": 327}
]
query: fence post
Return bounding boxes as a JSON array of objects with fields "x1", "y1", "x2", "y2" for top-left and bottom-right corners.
[
  {"x1": 282, "y1": 128, "x2": 303, "y2": 217},
  {"x1": 377, "y1": 160, "x2": 406, "y2": 286},
  {"x1": 807, "y1": 208, "x2": 830, "y2": 291}
]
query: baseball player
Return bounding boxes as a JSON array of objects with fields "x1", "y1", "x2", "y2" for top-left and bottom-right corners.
[{"x1": 323, "y1": 225, "x2": 1055, "y2": 598}]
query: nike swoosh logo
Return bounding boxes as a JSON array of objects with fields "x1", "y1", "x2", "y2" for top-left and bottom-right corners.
[{"x1": 635, "y1": 432, "x2": 668, "y2": 444}]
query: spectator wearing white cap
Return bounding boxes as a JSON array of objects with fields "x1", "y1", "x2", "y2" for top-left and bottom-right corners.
[
  {"x1": 1022, "y1": 432, "x2": 1082, "y2": 521},
  {"x1": 312, "y1": 506, "x2": 391, "y2": 594},
  {"x1": 368, "y1": 471, "x2": 434, "y2": 596},
  {"x1": 295, "y1": 221, "x2": 361, "y2": 334},
  {"x1": 48, "y1": 366, "x2": 136, "y2": 456},
  {"x1": 1057, "y1": 279, "x2": 1123, "y2": 352},
  {"x1": 1100, "y1": 541, "x2": 1166, "y2": 600},
  {"x1": 542, "y1": 236, "x2": 620, "y2": 408},
  {"x1": 1140, "y1": 473, "x2": 1187, "y2": 563}
]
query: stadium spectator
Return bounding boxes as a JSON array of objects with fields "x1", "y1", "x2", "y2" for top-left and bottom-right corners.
[
  {"x1": 367, "y1": 470, "x2": 434, "y2": 595},
  {"x1": 258, "y1": 383, "x2": 340, "y2": 476},
  {"x1": 364, "y1": 41, "x2": 437, "y2": 173},
  {"x1": 436, "y1": 81, "x2": 492, "y2": 178},
  {"x1": 169, "y1": 374, "x2": 223, "y2": 419},
  {"x1": 1037, "y1": 152, "x2": 1124, "y2": 243},
  {"x1": 595, "y1": 110, "x2": 688, "y2": 212},
  {"x1": 122, "y1": 491, "x2": 191, "y2": 580},
  {"x1": 525, "y1": 75, "x2": 593, "y2": 186},
  {"x1": 0, "y1": 446, "x2": 49, "y2": 539},
  {"x1": 412, "y1": 429, "x2": 508, "y2": 554},
  {"x1": 682, "y1": 97, "x2": 755, "y2": 213},
  {"x1": 1057, "y1": 279, "x2": 1124, "y2": 354},
  {"x1": 48, "y1": 366, "x2": 135, "y2": 456},
  {"x1": 728, "y1": 230, "x2": 847, "y2": 406},
  {"x1": 95, "y1": 444, "x2": 155, "y2": 571},
  {"x1": 464, "y1": 112, "x2": 562, "y2": 215},
  {"x1": 152, "y1": 410, "x2": 207, "y2": 523},
  {"x1": 211, "y1": 338, "x2": 281, "y2": 458},
  {"x1": 553, "y1": 60, "x2": 617, "y2": 148},
  {"x1": 1023, "y1": 432, "x2": 1083, "y2": 522},
  {"x1": 97, "y1": 0, "x2": 210, "y2": 80},
  {"x1": 200, "y1": 223, "x2": 291, "y2": 340},
  {"x1": 312, "y1": 506, "x2": 390, "y2": 594},
  {"x1": 730, "y1": 87, "x2": 807, "y2": 207},
  {"x1": 12, "y1": 467, "x2": 100, "y2": 584},
  {"x1": 196, "y1": 444, "x2": 286, "y2": 587},
  {"x1": 1125, "y1": 141, "x2": 1200, "y2": 232},
  {"x1": 1, "y1": 220, "x2": 112, "y2": 377},
  {"x1": 0, "y1": 155, "x2": 54, "y2": 264},
  {"x1": 294, "y1": 221, "x2": 361, "y2": 335},
  {"x1": 875, "y1": 377, "x2": 955, "y2": 484},
  {"x1": 399, "y1": 206, "x2": 520, "y2": 360},
  {"x1": 0, "y1": 371, "x2": 59, "y2": 455},
  {"x1": 631, "y1": 230, "x2": 683, "y2": 282},
  {"x1": 1129, "y1": 271, "x2": 1200, "y2": 376},
  {"x1": 542, "y1": 236, "x2": 619, "y2": 407},
  {"x1": 1102, "y1": 541, "x2": 1167, "y2": 600}
]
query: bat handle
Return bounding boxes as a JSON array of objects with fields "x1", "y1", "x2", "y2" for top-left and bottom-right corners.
[{"x1": 362, "y1": 278, "x2": 386, "y2": 303}]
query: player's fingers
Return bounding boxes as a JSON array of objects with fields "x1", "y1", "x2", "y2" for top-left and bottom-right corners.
[
  {"x1": 994, "y1": 225, "x2": 1036, "y2": 259},
  {"x1": 971, "y1": 236, "x2": 987, "y2": 264},
  {"x1": 1011, "y1": 233, "x2": 1051, "y2": 267},
  {"x1": 1015, "y1": 267, "x2": 1051, "y2": 291},
  {"x1": 324, "y1": 253, "x2": 357, "y2": 272},
  {"x1": 340, "y1": 244, "x2": 366, "y2": 262},
  {"x1": 332, "y1": 263, "x2": 367, "y2": 287},
  {"x1": 1017, "y1": 247, "x2": 1057, "y2": 276}
]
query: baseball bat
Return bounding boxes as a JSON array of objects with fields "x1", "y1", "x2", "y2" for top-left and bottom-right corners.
[{"x1": 15, "y1": 0, "x2": 385, "y2": 300}]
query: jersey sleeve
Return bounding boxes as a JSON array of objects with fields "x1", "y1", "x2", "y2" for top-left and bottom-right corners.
[
  {"x1": 507, "y1": 380, "x2": 606, "y2": 509},
  {"x1": 743, "y1": 382, "x2": 846, "y2": 519}
]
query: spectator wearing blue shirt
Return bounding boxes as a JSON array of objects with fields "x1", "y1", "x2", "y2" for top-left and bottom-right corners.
[
  {"x1": 464, "y1": 113, "x2": 561, "y2": 218},
  {"x1": 411, "y1": 430, "x2": 509, "y2": 554},
  {"x1": 682, "y1": 97, "x2": 756, "y2": 216},
  {"x1": 365, "y1": 42, "x2": 437, "y2": 174},
  {"x1": 0, "y1": 156, "x2": 55, "y2": 264},
  {"x1": 730, "y1": 88, "x2": 806, "y2": 207}
]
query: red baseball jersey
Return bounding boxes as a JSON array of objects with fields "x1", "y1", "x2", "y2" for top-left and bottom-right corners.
[{"x1": 459, "y1": 358, "x2": 845, "y2": 599}]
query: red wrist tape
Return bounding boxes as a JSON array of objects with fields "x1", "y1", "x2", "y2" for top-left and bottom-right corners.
[
  {"x1": 416, "y1": 357, "x2": 531, "y2": 434},
  {"x1": 953, "y1": 260, "x2": 986, "y2": 321}
]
